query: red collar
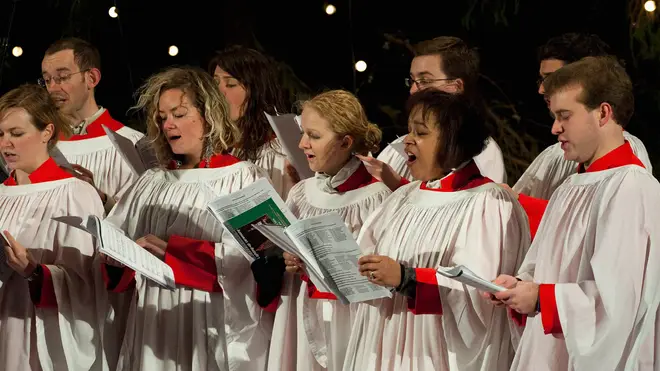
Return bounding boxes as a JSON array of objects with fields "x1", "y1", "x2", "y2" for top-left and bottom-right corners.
[
  {"x1": 577, "y1": 141, "x2": 645, "y2": 174},
  {"x1": 61, "y1": 110, "x2": 125, "y2": 141},
  {"x1": 3, "y1": 157, "x2": 73, "y2": 186},
  {"x1": 420, "y1": 160, "x2": 491, "y2": 192},
  {"x1": 335, "y1": 163, "x2": 379, "y2": 193},
  {"x1": 167, "y1": 153, "x2": 241, "y2": 170}
]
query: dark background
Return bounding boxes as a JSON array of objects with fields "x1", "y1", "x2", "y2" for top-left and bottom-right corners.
[{"x1": 1, "y1": 0, "x2": 658, "y2": 181}]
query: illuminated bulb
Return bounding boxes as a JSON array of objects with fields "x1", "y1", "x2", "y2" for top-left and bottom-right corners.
[
  {"x1": 168, "y1": 45, "x2": 179, "y2": 56},
  {"x1": 355, "y1": 60, "x2": 367, "y2": 72},
  {"x1": 108, "y1": 6, "x2": 118, "y2": 18},
  {"x1": 12, "y1": 46, "x2": 23, "y2": 57},
  {"x1": 325, "y1": 4, "x2": 336, "y2": 15},
  {"x1": 645, "y1": 0, "x2": 656, "y2": 11}
]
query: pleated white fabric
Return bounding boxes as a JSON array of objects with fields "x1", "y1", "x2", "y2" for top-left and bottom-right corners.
[
  {"x1": 0, "y1": 178, "x2": 107, "y2": 371},
  {"x1": 343, "y1": 180, "x2": 530, "y2": 371},
  {"x1": 512, "y1": 165, "x2": 660, "y2": 371},
  {"x1": 267, "y1": 163, "x2": 391, "y2": 371},
  {"x1": 240, "y1": 139, "x2": 295, "y2": 200},
  {"x1": 377, "y1": 136, "x2": 507, "y2": 183},
  {"x1": 513, "y1": 132, "x2": 652, "y2": 199},
  {"x1": 105, "y1": 162, "x2": 273, "y2": 371},
  {"x1": 56, "y1": 126, "x2": 144, "y2": 201}
]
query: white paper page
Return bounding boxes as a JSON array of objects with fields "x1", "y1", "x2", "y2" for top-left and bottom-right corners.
[
  {"x1": 390, "y1": 140, "x2": 407, "y2": 159},
  {"x1": 294, "y1": 115, "x2": 302, "y2": 130},
  {"x1": 135, "y1": 137, "x2": 160, "y2": 171},
  {"x1": 102, "y1": 125, "x2": 146, "y2": 176},
  {"x1": 436, "y1": 265, "x2": 505, "y2": 293},
  {"x1": 264, "y1": 112, "x2": 315, "y2": 180},
  {"x1": 49, "y1": 147, "x2": 74, "y2": 170},
  {"x1": 286, "y1": 213, "x2": 393, "y2": 304}
]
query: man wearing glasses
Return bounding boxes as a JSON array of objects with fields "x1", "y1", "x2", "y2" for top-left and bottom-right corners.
[
  {"x1": 372, "y1": 36, "x2": 507, "y2": 189},
  {"x1": 40, "y1": 37, "x2": 144, "y2": 213}
]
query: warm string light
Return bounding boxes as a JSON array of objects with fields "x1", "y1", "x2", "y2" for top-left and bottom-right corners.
[
  {"x1": 645, "y1": 0, "x2": 656, "y2": 12},
  {"x1": 355, "y1": 60, "x2": 367, "y2": 72},
  {"x1": 108, "y1": 6, "x2": 118, "y2": 18},
  {"x1": 325, "y1": 4, "x2": 336, "y2": 15},
  {"x1": 11, "y1": 46, "x2": 23, "y2": 57},
  {"x1": 168, "y1": 45, "x2": 179, "y2": 56}
]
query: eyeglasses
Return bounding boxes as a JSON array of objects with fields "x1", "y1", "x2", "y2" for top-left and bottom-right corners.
[
  {"x1": 38, "y1": 69, "x2": 90, "y2": 88},
  {"x1": 405, "y1": 77, "x2": 455, "y2": 89}
]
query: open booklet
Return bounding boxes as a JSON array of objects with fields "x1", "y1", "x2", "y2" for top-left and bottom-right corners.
[
  {"x1": 102, "y1": 125, "x2": 159, "y2": 177},
  {"x1": 254, "y1": 212, "x2": 393, "y2": 305},
  {"x1": 437, "y1": 265, "x2": 505, "y2": 293},
  {"x1": 52, "y1": 215, "x2": 175, "y2": 290},
  {"x1": 264, "y1": 112, "x2": 315, "y2": 180},
  {"x1": 206, "y1": 177, "x2": 298, "y2": 262}
]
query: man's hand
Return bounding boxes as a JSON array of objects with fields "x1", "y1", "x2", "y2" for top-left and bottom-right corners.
[
  {"x1": 482, "y1": 274, "x2": 519, "y2": 306},
  {"x1": 358, "y1": 254, "x2": 401, "y2": 288},
  {"x1": 356, "y1": 155, "x2": 402, "y2": 192},
  {"x1": 136, "y1": 234, "x2": 168, "y2": 260},
  {"x1": 3, "y1": 231, "x2": 37, "y2": 277},
  {"x1": 494, "y1": 280, "x2": 539, "y2": 314}
]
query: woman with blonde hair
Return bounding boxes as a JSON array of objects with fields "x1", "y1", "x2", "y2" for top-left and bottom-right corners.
[
  {"x1": 267, "y1": 90, "x2": 392, "y2": 371},
  {"x1": 100, "y1": 67, "x2": 275, "y2": 370},
  {"x1": 0, "y1": 84, "x2": 107, "y2": 370}
]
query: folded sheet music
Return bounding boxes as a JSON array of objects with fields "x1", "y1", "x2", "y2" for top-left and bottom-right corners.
[
  {"x1": 52, "y1": 215, "x2": 175, "y2": 289},
  {"x1": 436, "y1": 265, "x2": 505, "y2": 293},
  {"x1": 264, "y1": 112, "x2": 315, "y2": 179},
  {"x1": 389, "y1": 138, "x2": 407, "y2": 159},
  {"x1": 102, "y1": 125, "x2": 159, "y2": 176},
  {"x1": 206, "y1": 178, "x2": 297, "y2": 262},
  {"x1": 49, "y1": 147, "x2": 74, "y2": 170},
  {"x1": 254, "y1": 212, "x2": 393, "y2": 305}
]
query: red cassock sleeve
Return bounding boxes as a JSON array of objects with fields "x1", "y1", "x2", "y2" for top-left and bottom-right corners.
[
  {"x1": 407, "y1": 268, "x2": 443, "y2": 315},
  {"x1": 164, "y1": 235, "x2": 223, "y2": 293},
  {"x1": 517, "y1": 194, "x2": 549, "y2": 240},
  {"x1": 101, "y1": 263, "x2": 136, "y2": 293},
  {"x1": 256, "y1": 285, "x2": 280, "y2": 313},
  {"x1": 539, "y1": 283, "x2": 563, "y2": 334},
  {"x1": 399, "y1": 177, "x2": 410, "y2": 188},
  {"x1": 300, "y1": 274, "x2": 338, "y2": 300},
  {"x1": 29, "y1": 265, "x2": 57, "y2": 308},
  {"x1": 509, "y1": 307, "x2": 527, "y2": 327}
]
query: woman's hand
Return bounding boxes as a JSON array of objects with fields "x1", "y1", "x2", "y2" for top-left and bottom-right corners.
[
  {"x1": 283, "y1": 251, "x2": 306, "y2": 274},
  {"x1": 356, "y1": 155, "x2": 402, "y2": 192},
  {"x1": 482, "y1": 274, "x2": 519, "y2": 307},
  {"x1": 100, "y1": 253, "x2": 125, "y2": 268},
  {"x1": 136, "y1": 234, "x2": 168, "y2": 260},
  {"x1": 285, "y1": 160, "x2": 301, "y2": 185},
  {"x1": 3, "y1": 231, "x2": 37, "y2": 278},
  {"x1": 358, "y1": 254, "x2": 401, "y2": 288}
]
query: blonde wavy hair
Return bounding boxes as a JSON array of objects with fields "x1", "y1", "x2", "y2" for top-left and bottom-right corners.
[
  {"x1": 302, "y1": 90, "x2": 381, "y2": 155},
  {"x1": 133, "y1": 67, "x2": 239, "y2": 165}
]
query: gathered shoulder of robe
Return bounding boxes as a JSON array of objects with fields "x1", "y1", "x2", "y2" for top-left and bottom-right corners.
[
  {"x1": 377, "y1": 136, "x2": 508, "y2": 183},
  {"x1": 234, "y1": 138, "x2": 295, "y2": 200},
  {"x1": 513, "y1": 130, "x2": 651, "y2": 199},
  {"x1": 511, "y1": 141, "x2": 660, "y2": 371},
  {"x1": 102, "y1": 154, "x2": 275, "y2": 371},
  {"x1": 268, "y1": 158, "x2": 392, "y2": 371},
  {"x1": 0, "y1": 157, "x2": 107, "y2": 371},
  {"x1": 342, "y1": 161, "x2": 530, "y2": 371}
]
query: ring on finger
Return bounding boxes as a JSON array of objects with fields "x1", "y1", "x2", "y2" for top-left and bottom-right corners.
[{"x1": 369, "y1": 271, "x2": 375, "y2": 280}]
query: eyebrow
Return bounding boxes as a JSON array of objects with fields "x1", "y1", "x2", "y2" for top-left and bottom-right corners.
[
  {"x1": 412, "y1": 71, "x2": 435, "y2": 78},
  {"x1": 412, "y1": 120, "x2": 428, "y2": 127}
]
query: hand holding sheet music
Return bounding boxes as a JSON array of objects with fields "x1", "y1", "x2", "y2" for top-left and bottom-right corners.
[{"x1": 436, "y1": 265, "x2": 505, "y2": 293}]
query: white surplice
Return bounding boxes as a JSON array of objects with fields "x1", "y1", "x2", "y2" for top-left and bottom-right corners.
[
  {"x1": 267, "y1": 158, "x2": 392, "y2": 371},
  {"x1": 0, "y1": 175, "x2": 107, "y2": 370},
  {"x1": 342, "y1": 171, "x2": 529, "y2": 371},
  {"x1": 513, "y1": 131, "x2": 652, "y2": 199},
  {"x1": 377, "y1": 136, "x2": 507, "y2": 183},
  {"x1": 105, "y1": 162, "x2": 273, "y2": 371},
  {"x1": 512, "y1": 164, "x2": 660, "y2": 371},
  {"x1": 236, "y1": 138, "x2": 294, "y2": 200}
]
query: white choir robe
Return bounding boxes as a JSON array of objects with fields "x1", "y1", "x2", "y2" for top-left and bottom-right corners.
[
  {"x1": 513, "y1": 130, "x2": 652, "y2": 199},
  {"x1": 101, "y1": 154, "x2": 274, "y2": 371},
  {"x1": 377, "y1": 136, "x2": 508, "y2": 183},
  {"x1": 236, "y1": 138, "x2": 295, "y2": 200},
  {"x1": 267, "y1": 158, "x2": 392, "y2": 371},
  {"x1": 510, "y1": 142, "x2": 660, "y2": 371},
  {"x1": 0, "y1": 158, "x2": 108, "y2": 371},
  {"x1": 342, "y1": 160, "x2": 530, "y2": 371}
]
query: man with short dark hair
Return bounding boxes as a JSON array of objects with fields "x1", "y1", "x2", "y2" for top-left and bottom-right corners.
[
  {"x1": 40, "y1": 37, "x2": 144, "y2": 213},
  {"x1": 513, "y1": 33, "x2": 652, "y2": 204},
  {"x1": 490, "y1": 56, "x2": 660, "y2": 370},
  {"x1": 373, "y1": 36, "x2": 507, "y2": 186}
]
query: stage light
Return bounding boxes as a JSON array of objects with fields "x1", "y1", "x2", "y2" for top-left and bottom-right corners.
[
  {"x1": 355, "y1": 60, "x2": 367, "y2": 72},
  {"x1": 168, "y1": 45, "x2": 179, "y2": 56},
  {"x1": 325, "y1": 4, "x2": 336, "y2": 15},
  {"x1": 108, "y1": 6, "x2": 118, "y2": 18},
  {"x1": 12, "y1": 46, "x2": 23, "y2": 57},
  {"x1": 645, "y1": 0, "x2": 656, "y2": 12}
]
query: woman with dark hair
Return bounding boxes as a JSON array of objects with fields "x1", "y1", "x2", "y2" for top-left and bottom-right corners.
[
  {"x1": 209, "y1": 46, "x2": 296, "y2": 198},
  {"x1": 342, "y1": 90, "x2": 530, "y2": 371}
]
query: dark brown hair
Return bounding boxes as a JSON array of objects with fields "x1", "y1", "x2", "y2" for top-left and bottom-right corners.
[
  {"x1": 45, "y1": 37, "x2": 101, "y2": 71},
  {"x1": 538, "y1": 33, "x2": 611, "y2": 64},
  {"x1": 543, "y1": 56, "x2": 634, "y2": 127},
  {"x1": 406, "y1": 89, "x2": 488, "y2": 170},
  {"x1": 414, "y1": 36, "x2": 480, "y2": 93},
  {"x1": 208, "y1": 46, "x2": 289, "y2": 162},
  {"x1": 0, "y1": 84, "x2": 72, "y2": 147}
]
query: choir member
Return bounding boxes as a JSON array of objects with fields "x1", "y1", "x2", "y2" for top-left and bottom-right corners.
[
  {"x1": 491, "y1": 56, "x2": 660, "y2": 370},
  {"x1": 343, "y1": 90, "x2": 530, "y2": 371},
  {"x1": 374, "y1": 36, "x2": 507, "y2": 186},
  {"x1": 101, "y1": 67, "x2": 274, "y2": 370},
  {"x1": 513, "y1": 33, "x2": 652, "y2": 200},
  {"x1": 268, "y1": 90, "x2": 392, "y2": 371},
  {"x1": 40, "y1": 38, "x2": 144, "y2": 213},
  {"x1": 0, "y1": 84, "x2": 107, "y2": 370},
  {"x1": 209, "y1": 46, "x2": 296, "y2": 198}
]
